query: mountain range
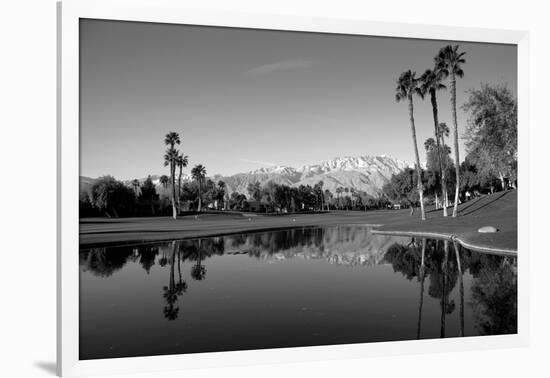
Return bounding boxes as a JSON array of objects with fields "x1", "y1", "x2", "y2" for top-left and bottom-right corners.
[
  {"x1": 81, "y1": 155, "x2": 412, "y2": 197},
  {"x1": 215, "y1": 155, "x2": 411, "y2": 197}
]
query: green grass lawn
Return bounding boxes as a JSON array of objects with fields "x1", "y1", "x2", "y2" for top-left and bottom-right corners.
[
  {"x1": 374, "y1": 190, "x2": 517, "y2": 254},
  {"x1": 80, "y1": 190, "x2": 517, "y2": 253}
]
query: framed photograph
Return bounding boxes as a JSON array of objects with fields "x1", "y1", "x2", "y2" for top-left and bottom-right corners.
[{"x1": 58, "y1": 0, "x2": 529, "y2": 376}]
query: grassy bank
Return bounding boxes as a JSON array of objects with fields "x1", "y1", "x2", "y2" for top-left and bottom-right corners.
[
  {"x1": 373, "y1": 190, "x2": 517, "y2": 254},
  {"x1": 80, "y1": 191, "x2": 517, "y2": 253}
]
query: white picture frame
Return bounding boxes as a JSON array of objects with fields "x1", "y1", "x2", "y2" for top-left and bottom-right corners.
[{"x1": 57, "y1": 0, "x2": 529, "y2": 376}]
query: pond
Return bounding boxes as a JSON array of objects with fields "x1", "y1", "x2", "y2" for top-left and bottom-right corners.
[{"x1": 79, "y1": 225, "x2": 517, "y2": 360}]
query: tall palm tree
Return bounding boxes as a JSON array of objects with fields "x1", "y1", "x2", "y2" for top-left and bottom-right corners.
[
  {"x1": 419, "y1": 68, "x2": 448, "y2": 216},
  {"x1": 164, "y1": 132, "x2": 181, "y2": 219},
  {"x1": 164, "y1": 148, "x2": 179, "y2": 219},
  {"x1": 159, "y1": 175, "x2": 169, "y2": 189},
  {"x1": 395, "y1": 70, "x2": 426, "y2": 220},
  {"x1": 175, "y1": 153, "x2": 189, "y2": 214},
  {"x1": 217, "y1": 180, "x2": 226, "y2": 210},
  {"x1": 131, "y1": 179, "x2": 140, "y2": 196},
  {"x1": 191, "y1": 164, "x2": 207, "y2": 211},
  {"x1": 436, "y1": 45, "x2": 466, "y2": 217},
  {"x1": 336, "y1": 187, "x2": 343, "y2": 209},
  {"x1": 438, "y1": 122, "x2": 450, "y2": 147}
]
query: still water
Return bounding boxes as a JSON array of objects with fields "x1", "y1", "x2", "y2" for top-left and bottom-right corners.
[{"x1": 79, "y1": 225, "x2": 517, "y2": 360}]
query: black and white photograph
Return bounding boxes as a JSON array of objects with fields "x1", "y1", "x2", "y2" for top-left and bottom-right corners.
[{"x1": 78, "y1": 19, "x2": 518, "y2": 360}]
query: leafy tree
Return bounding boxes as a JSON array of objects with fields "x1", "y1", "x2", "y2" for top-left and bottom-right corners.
[
  {"x1": 395, "y1": 70, "x2": 426, "y2": 220},
  {"x1": 247, "y1": 181, "x2": 262, "y2": 202},
  {"x1": 382, "y1": 168, "x2": 421, "y2": 209},
  {"x1": 229, "y1": 192, "x2": 247, "y2": 210},
  {"x1": 89, "y1": 175, "x2": 135, "y2": 217},
  {"x1": 436, "y1": 45, "x2": 466, "y2": 217},
  {"x1": 462, "y1": 83, "x2": 517, "y2": 189},
  {"x1": 139, "y1": 175, "x2": 159, "y2": 215}
]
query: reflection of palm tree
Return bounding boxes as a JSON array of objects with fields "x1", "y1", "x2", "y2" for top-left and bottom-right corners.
[
  {"x1": 417, "y1": 238, "x2": 427, "y2": 339},
  {"x1": 191, "y1": 239, "x2": 207, "y2": 280},
  {"x1": 441, "y1": 241, "x2": 449, "y2": 338},
  {"x1": 162, "y1": 241, "x2": 186, "y2": 320},
  {"x1": 453, "y1": 240, "x2": 465, "y2": 337}
]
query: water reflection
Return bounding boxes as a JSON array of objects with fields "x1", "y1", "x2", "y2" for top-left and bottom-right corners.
[
  {"x1": 384, "y1": 237, "x2": 517, "y2": 337},
  {"x1": 79, "y1": 226, "x2": 517, "y2": 359}
]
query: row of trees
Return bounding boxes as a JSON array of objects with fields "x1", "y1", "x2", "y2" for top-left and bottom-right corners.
[
  {"x1": 384, "y1": 97, "x2": 516, "y2": 210},
  {"x1": 396, "y1": 45, "x2": 517, "y2": 220},
  {"x1": 396, "y1": 44, "x2": 466, "y2": 220},
  {"x1": 242, "y1": 180, "x2": 390, "y2": 213}
]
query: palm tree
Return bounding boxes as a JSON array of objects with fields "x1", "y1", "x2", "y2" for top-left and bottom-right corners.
[
  {"x1": 419, "y1": 68, "x2": 448, "y2": 216},
  {"x1": 131, "y1": 179, "x2": 140, "y2": 196},
  {"x1": 336, "y1": 187, "x2": 343, "y2": 209},
  {"x1": 324, "y1": 189, "x2": 332, "y2": 210},
  {"x1": 159, "y1": 175, "x2": 169, "y2": 189},
  {"x1": 175, "y1": 153, "x2": 189, "y2": 214},
  {"x1": 163, "y1": 132, "x2": 181, "y2": 219},
  {"x1": 217, "y1": 180, "x2": 226, "y2": 210},
  {"x1": 395, "y1": 70, "x2": 426, "y2": 220},
  {"x1": 438, "y1": 122, "x2": 450, "y2": 148},
  {"x1": 436, "y1": 45, "x2": 466, "y2": 217},
  {"x1": 191, "y1": 164, "x2": 207, "y2": 211},
  {"x1": 424, "y1": 137, "x2": 436, "y2": 152},
  {"x1": 164, "y1": 148, "x2": 179, "y2": 219}
]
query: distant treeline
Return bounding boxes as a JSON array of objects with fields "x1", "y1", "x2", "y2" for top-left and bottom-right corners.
[{"x1": 79, "y1": 175, "x2": 391, "y2": 218}]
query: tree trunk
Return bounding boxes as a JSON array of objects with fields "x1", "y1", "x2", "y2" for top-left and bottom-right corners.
[
  {"x1": 197, "y1": 180, "x2": 202, "y2": 211},
  {"x1": 170, "y1": 161, "x2": 177, "y2": 219},
  {"x1": 451, "y1": 74, "x2": 460, "y2": 217},
  {"x1": 408, "y1": 95, "x2": 426, "y2": 220},
  {"x1": 498, "y1": 171, "x2": 506, "y2": 190},
  {"x1": 178, "y1": 166, "x2": 182, "y2": 214},
  {"x1": 430, "y1": 90, "x2": 448, "y2": 217}
]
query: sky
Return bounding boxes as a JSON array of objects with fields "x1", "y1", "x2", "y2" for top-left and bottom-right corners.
[{"x1": 80, "y1": 19, "x2": 517, "y2": 180}]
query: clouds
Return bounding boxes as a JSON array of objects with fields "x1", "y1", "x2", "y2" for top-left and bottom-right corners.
[
  {"x1": 244, "y1": 58, "x2": 320, "y2": 76},
  {"x1": 238, "y1": 158, "x2": 278, "y2": 167}
]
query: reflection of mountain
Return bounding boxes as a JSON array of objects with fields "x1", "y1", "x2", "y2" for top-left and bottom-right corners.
[
  {"x1": 79, "y1": 227, "x2": 517, "y2": 334},
  {"x1": 226, "y1": 226, "x2": 408, "y2": 267}
]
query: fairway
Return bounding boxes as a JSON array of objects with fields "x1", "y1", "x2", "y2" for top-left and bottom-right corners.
[{"x1": 80, "y1": 191, "x2": 517, "y2": 253}]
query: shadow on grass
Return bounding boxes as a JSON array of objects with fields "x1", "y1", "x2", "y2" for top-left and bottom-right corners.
[{"x1": 459, "y1": 191, "x2": 511, "y2": 217}]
